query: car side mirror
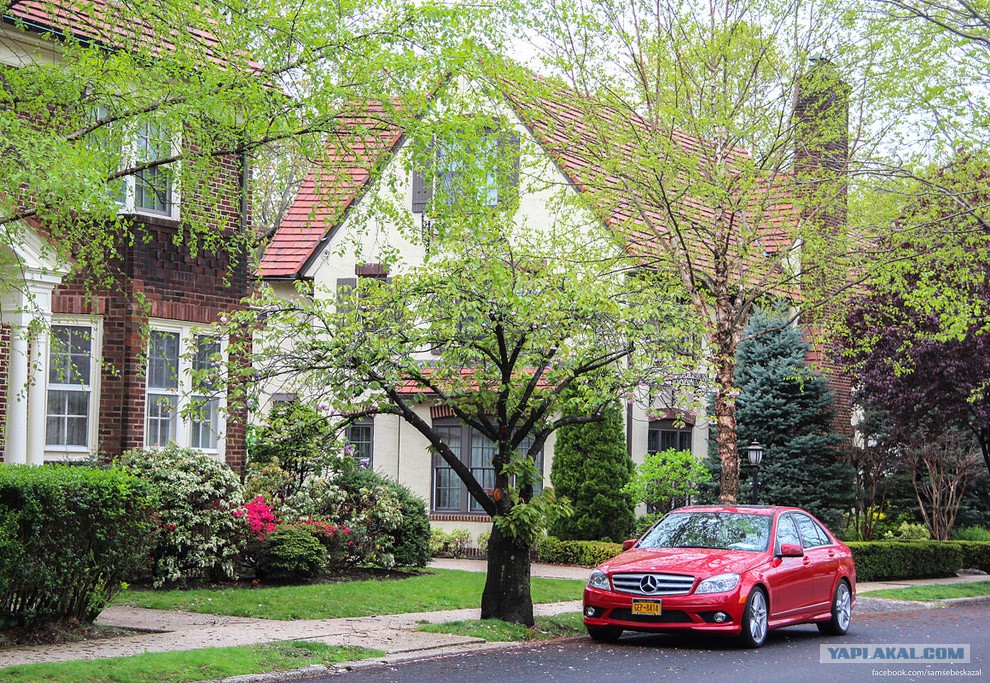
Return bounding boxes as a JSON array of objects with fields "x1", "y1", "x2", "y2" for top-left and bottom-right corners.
[
  {"x1": 778, "y1": 542, "x2": 804, "y2": 557},
  {"x1": 622, "y1": 539, "x2": 637, "y2": 551}
]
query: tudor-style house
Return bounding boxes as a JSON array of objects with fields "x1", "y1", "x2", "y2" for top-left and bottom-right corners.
[
  {"x1": 1, "y1": 2, "x2": 249, "y2": 468},
  {"x1": 257, "y1": 66, "x2": 853, "y2": 540}
]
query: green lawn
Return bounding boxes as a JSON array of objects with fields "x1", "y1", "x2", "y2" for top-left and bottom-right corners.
[
  {"x1": 0, "y1": 642, "x2": 380, "y2": 682},
  {"x1": 860, "y1": 581, "x2": 990, "y2": 601},
  {"x1": 116, "y1": 569, "x2": 585, "y2": 620},
  {"x1": 418, "y1": 612, "x2": 585, "y2": 642}
]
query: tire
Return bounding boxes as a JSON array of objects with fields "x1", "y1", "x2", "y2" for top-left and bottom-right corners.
[
  {"x1": 740, "y1": 587, "x2": 769, "y2": 648},
  {"x1": 818, "y1": 580, "x2": 852, "y2": 636},
  {"x1": 587, "y1": 626, "x2": 623, "y2": 643}
]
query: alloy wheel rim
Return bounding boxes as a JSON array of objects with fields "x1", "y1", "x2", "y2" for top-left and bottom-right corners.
[
  {"x1": 836, "y1": 584, "x2": 851, "y2": 630},
  {"x1": 750, "y1": 591, "x2": 767, "y2": 643}
]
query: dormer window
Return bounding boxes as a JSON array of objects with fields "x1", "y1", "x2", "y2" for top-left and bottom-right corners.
[{"x1": 412, "y1": 128, "x2": 520, "y2": 214}]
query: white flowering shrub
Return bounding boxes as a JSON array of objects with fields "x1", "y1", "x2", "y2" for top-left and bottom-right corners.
[{"x1": 117, "y1": 444, "x2": 245, "y2": 586}]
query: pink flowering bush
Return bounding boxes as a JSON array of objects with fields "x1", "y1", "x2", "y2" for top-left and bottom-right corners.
[{"x1": 234, "y1": 497, "x2": 279, "y2": 541}]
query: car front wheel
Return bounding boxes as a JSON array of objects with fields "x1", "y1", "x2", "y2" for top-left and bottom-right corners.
[
  {"x1": 818, "y1": 579, "x2": 852, "y2": 636},
  {"x1": 587, "y1": 626, "x2": 622, "y2": 643},
  {"x1": 740, "y1": 587, "x2": 769, "y2": 648}
]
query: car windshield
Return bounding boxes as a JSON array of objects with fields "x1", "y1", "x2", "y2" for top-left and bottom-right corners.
[{"x1": 638, "y1": 512, "x2": 771, "y2": 552}]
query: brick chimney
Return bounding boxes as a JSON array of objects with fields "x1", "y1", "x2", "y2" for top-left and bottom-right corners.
[
  {"x1": 793, "y1": 58, "x2": 854, "y2": 441},
  {"x1": 793, "y1": 57, "x2": 850, "y2": 234}
]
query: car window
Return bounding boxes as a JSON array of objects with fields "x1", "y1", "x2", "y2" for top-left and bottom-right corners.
[
  {"x1": 638, "y1": 512, "x2": 771, "y2": 551},
  {"x1": 775, "y1": 514, "x2": 801, "y2": 550},
  {"x1": 793, "y1": 513, "x2": 831, "y2": 548}
]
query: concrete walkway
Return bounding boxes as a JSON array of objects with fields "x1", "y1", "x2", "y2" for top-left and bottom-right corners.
[{"x1": 0, "y1": 559, "x2": 985, "y2": 671}]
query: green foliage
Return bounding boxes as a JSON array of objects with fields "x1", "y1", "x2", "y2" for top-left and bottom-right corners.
[
  {"x1": 884, "y1": 521, "x2": 931, "y2": 540},
  {"x1": 248, "y1": 401, "x2": 345, "y2": 500},
  {"x1": 847, "y1": 541, "x2": 963, "y2": 582},
  {"x1": 535, "y1": 536, "x2": 623, "y2": 567},
  {"x1": 624, "y1": 448, "x2": 710, "y2": 514},
  {"x1": 430, "y1": 528, "x2": 473, "y2": 558},
  {"x1": 948, "y1": 541, "x2": 990, "y2": 573},
  {"x1": 0, "y1": 464, "x2": 155, "y2": 626},
  {"x1": 953, "y1": 526, "x2": 990, "y2": 542},
  {"x1": 549, "y1": 402, "x2": 635, "y2": 542},
  {"x1": 418, "y1": 613, "x2": 586, "y2": 641},
  {"x1": 255, "y1": 527, "x2": 327, "y2": 581},
  {"x1": 325, "y1": 468, "x2": 430, "y2": 568},
  {"x1": 116, "y1": 444, "x2": 244, "y2": 587},
  {"x1": 728, "y1": 308, "x2": 855, "y2": 526}
]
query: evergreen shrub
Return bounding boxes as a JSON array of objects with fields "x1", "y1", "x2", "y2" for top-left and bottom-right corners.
[
  {"x1": 848, "y1": 541, "x2": 962, "y2": 581},
  {"x1": 536, "y1": 536, "x2": 623, "y2": 566},
  {"x1": 0, "y1": 464, "x2": 155, "y2": 626},
  {"x1": 255, "y1": 526, "x2": 327, "y2": 581}
]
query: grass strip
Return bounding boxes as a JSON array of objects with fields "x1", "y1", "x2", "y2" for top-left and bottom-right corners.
[
  {"x1": 860, "y1": 580, "x2": 990, "y2": 601},
  {"x1": 116, "y1": 569, "x2": 584, "y2": 620},
  {"x1": 0, "y1": 641, "x2": 380, "y2": 682},
  {"x1": 418, "y1": 612, "x2": 586, "y2": 642}
]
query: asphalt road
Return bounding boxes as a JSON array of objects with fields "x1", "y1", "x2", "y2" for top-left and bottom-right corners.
[{"x1": 321, "y1": 600, "x2": 987, "y2": 683}]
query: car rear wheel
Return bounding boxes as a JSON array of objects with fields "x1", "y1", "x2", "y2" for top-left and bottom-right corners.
[
  {"x1": 587, "y1": 626, "x2": 622, "y2": 643},
  {"x1": 740, "y1": 587, "x2": 769, "y2": 648},
  {"x1": 818, "y1": 579, "x2": 852, "y2": 636}
]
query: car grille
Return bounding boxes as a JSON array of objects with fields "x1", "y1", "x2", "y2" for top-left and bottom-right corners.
[{"x1": 611, "y1": 572, "x2": 695, "y2": 596}]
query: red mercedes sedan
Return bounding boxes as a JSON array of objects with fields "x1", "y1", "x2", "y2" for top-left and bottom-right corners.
[{"x1": 583, "y1": 505, "x2": 856, "y2": 648}]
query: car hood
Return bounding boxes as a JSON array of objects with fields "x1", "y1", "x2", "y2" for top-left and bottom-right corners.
[{"x1": 600, "y1": 547, "x2": 768, "y2": 577}]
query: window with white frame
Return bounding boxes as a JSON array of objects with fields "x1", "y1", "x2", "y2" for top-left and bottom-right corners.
[
  {"x1": 345, "y1": 419, "x2": 374, "y2": 467},
  {"x1": 145, "y1": 325, "x2": 224, "y2": 453},
  {"x1": 89, "y1": 105, "x2": 178, "y2": 218},
  {"x1": 46, "y1": 324, "x2": 96, "y2": 450}
]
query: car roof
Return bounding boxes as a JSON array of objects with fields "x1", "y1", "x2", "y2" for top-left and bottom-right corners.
[{"x1": 669, "y1": 505, "x2": 800, "y2": 517}]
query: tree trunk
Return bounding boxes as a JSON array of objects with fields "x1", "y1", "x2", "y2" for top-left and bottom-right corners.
[
  {"x1": 480, "y1": 523, "x2": 534, "y2": 626},
  {"x1": 714, "y1": 344, "x2": 740, "y2": 504}
]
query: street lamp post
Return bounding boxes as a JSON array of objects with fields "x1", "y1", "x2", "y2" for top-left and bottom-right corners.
[{"x1": 748, "y1": 442, "x2": 764, "y2": 505}]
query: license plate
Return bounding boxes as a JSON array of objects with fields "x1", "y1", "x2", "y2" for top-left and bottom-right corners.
[{"x1": 631, "y1": 599, "x2": 662, "y2": 616}]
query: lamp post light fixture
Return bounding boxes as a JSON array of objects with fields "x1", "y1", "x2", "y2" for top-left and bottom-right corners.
[{"x1": 747, "y1": 442, "x2": 764, "y2": 505}]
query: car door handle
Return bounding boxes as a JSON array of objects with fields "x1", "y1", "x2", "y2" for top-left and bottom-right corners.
[
  {"x1": 802, "y1": 558, "x2": 811, "y2": 565},
  {"x1": 828, "y1": 550, "x2": 835, "y2": 557}
]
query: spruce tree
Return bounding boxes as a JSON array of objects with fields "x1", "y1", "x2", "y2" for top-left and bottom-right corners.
[
  {"x1": 730, "y1": 309, "x2": 855, "y2": 527},
  {"x1": 549, "y1": 401, "x2": 635, "y2": 541}
]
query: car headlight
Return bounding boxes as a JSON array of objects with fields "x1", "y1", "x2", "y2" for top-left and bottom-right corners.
[
  {"x1": 695, "y1": 573, "x2": 741, "y2": 594},
  {"x1": 587, "y1": 569, "x2": 610, "y2": 591}
]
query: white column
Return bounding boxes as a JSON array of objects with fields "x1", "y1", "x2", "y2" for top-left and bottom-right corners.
[
  {"x1": 26, "y1": 325, "x2": 49, "y2": 466},
  {"x1": 4, "y1": 330, "x2": 29, "y2": 465}
]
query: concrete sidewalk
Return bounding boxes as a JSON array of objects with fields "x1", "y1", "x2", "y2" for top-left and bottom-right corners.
[{"x1": 0, "y1": 559, "x2": 985, "y2": 671}]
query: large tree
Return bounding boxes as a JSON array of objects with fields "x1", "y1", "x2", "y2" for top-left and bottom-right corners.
[
  {"x1": 219, "y1": 208, "x2": 695, "y2": 624},
  {"x1": 0, "y1": 0, "x2": 482, "y2": 300},
  {"x1": 517, "y1": 0, "x2": 869, "y2": 502}
]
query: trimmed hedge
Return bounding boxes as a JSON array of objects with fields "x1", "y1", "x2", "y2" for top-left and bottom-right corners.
[
  {"x1": 0, "y1": 464, "x2": 156, "y2": 626},
  {"x1": 536, "y1": 536, "x2": 623, "y2": 566},
  {"x1": 847, "y1": 542, "x2": 962, "y2": 582},
  {"x1": 949, "y1": 541, "x2": 990, "y2": 574}
]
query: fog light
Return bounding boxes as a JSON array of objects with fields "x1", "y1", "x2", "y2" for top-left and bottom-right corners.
[
  {"x1": 585, "y1": 606, "x2": 598, "y2": 617},
  {"x1": 714, "y1": 612, "x2": 728, "y2": 623}
]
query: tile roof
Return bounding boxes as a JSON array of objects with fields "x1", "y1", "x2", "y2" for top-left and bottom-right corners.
[
  {"x1": 257, "y1": 101, "x2": 404, "y2": 278},
  {"x1": 3, "y1": 0, "x2": 260, "y2": 71},
  {"x1": 261, "y1": 70, "x2": 804, "y2": 282}
]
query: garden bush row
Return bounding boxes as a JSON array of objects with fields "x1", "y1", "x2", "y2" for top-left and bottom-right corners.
[
  {"x1": 846, "y1": 541, "x2": 990, "y2": 581},
  {"x1": 0, "y1": 465, "x2": 156, "y2": 627},
  {"x1": 536, "y1": 536, "x2": 623, "y2": 566}
]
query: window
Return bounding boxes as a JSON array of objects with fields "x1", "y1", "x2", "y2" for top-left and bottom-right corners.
[
  {"x1": 411, "y1": 129, "x2": 520, "y2": 213},
  {"x1": 648, "y1": 419, "x2": 693, "y2": 453},
  {"x1": 145, "y1": 325, "x2": 225, "y2": 453},
  {"x1": 88, "y1": 105, "x2": 178, "y2": 218},
  {"x1": 775, "y1": 514, "x2": 802, "y2": 551},
  {"x1": 146, "y1": 330, "x2": 179, "y2": 447},
  {"x1": 346, "y1": 419, "x2": 374, "y2": 467},
  {"x1": 190, "y1": 336, "x2": 220, "y2": 451},
  {"x1": 431, "y1": 420, "x2": 544, "y2": 514},
  {"x1": 793, "y1": 513, "x2": 832, "y2": 548},
  {"x1": 45, "y1": 325, "x2": 95, "y2": 449}
]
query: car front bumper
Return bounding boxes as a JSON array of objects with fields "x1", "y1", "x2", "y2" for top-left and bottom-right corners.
[{"x1": 583, "y1": 585, "x2": 749, "y2": 635}]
